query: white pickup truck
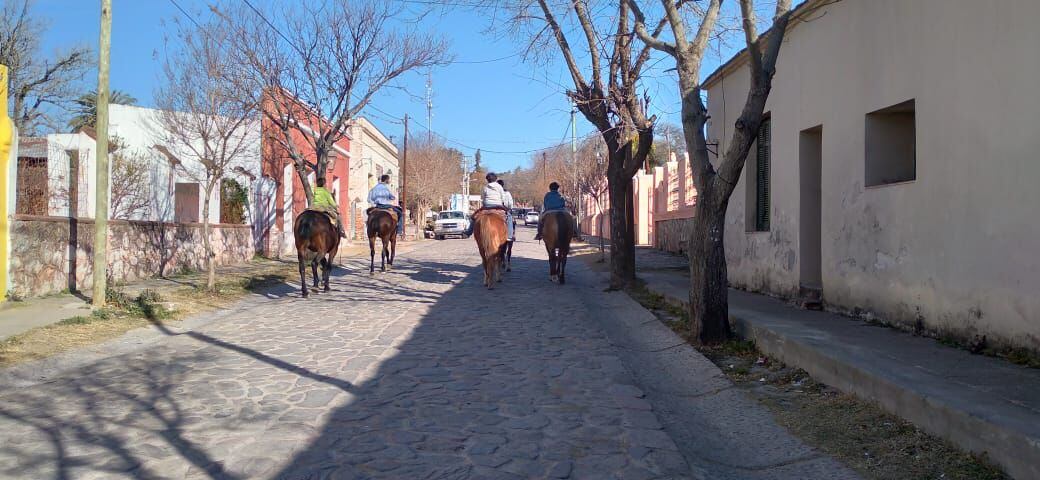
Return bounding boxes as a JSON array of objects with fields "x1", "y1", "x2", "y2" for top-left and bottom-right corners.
[{"x1": 433, "y1": 211, "x2": 471, "y2": 240}]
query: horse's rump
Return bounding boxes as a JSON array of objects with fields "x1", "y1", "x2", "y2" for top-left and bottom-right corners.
[
  {"x1": 303, "y1": 206, "x2": 338, "y2": 225},
  {"x1": 367, "y1": 206, "x2": 399, "y2": 223},
  {"x1": 542, "y1": 210, "x2": 574, "y2": 247}
]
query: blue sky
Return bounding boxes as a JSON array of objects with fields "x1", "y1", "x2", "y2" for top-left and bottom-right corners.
[{"x1": 31, "y1": 0, "x2": 766, "y2": 173}]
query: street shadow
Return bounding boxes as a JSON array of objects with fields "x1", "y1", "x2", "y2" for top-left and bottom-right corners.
[{"x1": 0, "y1": 248, "x2": 670, "y2": 479}]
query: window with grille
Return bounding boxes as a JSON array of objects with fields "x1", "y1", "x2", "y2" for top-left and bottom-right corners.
[{"x1": 750, "y1": 117, "x2": 771, "y2": 232}]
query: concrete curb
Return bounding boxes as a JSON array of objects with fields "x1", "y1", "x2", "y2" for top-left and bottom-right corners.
[
  {"x1": 574, "y1": 265, "x2": 859, "y2": 479},
  {"x1": 645, "y1": 281, "x2": 1038, "y2": 480}
]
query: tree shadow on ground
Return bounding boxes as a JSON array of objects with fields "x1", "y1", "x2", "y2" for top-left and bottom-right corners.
[{"x1": 0, "y1": 249, "x2": 687, "y2": 479}]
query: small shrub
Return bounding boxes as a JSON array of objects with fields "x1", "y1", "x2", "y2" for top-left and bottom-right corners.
[{"x1": 57, "y1": 316, "x2": 92, "y2": 326}]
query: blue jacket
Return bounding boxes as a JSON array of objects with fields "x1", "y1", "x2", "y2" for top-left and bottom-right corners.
[
  {"x1": 368, "y1": 183, "x2": 396, "y2": 206},
  {"x1": 542, "y1": 191, "x2": 566, "y2": 210}
]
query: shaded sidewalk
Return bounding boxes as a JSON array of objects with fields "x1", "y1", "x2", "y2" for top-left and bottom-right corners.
[{"x1": 636, "y1": 247, "x2": 1040, "y2": 480}]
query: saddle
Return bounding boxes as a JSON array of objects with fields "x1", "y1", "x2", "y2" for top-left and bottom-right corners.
[
  {"x1": 304, "y1": 206, "x2": 337, "y2": 224},
  {"x1": 367, "y1": 206, "x2": 399, "y2": 223},
  {"x1": 472, "y1": 206, "x2": 508, "y2": 219}
]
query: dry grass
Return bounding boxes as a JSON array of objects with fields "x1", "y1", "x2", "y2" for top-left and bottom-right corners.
[{"x1": 0, "y1": 261, "x2": 297, "y2": 368}]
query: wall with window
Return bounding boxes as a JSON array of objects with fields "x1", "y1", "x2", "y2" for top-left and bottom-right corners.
[{"x1": 704, "y1": 0, "x2": 1040, "y2": 351}]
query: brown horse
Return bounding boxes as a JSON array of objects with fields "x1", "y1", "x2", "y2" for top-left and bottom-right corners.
[
  {"x1": 542, "y1": 210, "x2": 573, "y2": 284},
  {"x1": 367, "y1": 208, "x2": 398, "y2": 274},
  {"x1": 294, "y1": 210, "x2": 340, "y2": 297},
  {"x1": 472, "y1": 209, "x2": 509, "y2": 289}
]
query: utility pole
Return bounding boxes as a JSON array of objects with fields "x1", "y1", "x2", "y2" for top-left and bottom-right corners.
[
  {"x1": 571, "y1": 100, "x2": 580, "y2": 231},
  {"x1": 402, "y1": 114, "x2": 408, "y2": 237},
  {"x1": 425, "y1": 70, "x2": 433, "y2": 142},
  {"x1": 93, "y1": 0, "x2": 111, "y2": 307},
  {"x1": 541, "y1": 151, "x2": 547, "y2": 190}
]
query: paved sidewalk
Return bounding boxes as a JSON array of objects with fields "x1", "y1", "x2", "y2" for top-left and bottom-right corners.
[
  {"x1": 636, "y1": 247, "x2": 1040, "y2": 480},
  {"x1": 0, "y1": 233, "x2": 857, "y2": 479}
]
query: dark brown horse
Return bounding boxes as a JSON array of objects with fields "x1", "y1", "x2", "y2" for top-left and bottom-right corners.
[
  {"x1": 294, "y1": 210, "x2": 340, "y2": 297},
  {"x1": 367, "y1": 209, "x2": 398, "y2": 274},
  {"x1": 472, "y1": 209, "x2": 509, "y2": 289},
  {"x1": 542, "y1": 210, "x2": 573, "y2": 284}
]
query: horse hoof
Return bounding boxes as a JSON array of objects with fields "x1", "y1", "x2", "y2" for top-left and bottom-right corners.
[
  {"x1": 324, "y1": 287, "x2": 330, "y2": 293},
  {"x1": 302, "y1": 291, "x2": 309, "y2": 298}
]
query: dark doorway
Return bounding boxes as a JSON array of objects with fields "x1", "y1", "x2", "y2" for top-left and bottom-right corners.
[
  {"x1": 799, "y1": 126, "x2": 823, "y2": 294},
  {"x1": 174, "y1": 183, "x2": 201, "y2": 223}
]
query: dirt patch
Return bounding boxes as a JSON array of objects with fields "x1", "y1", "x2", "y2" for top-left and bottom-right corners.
[
  {"x1": 624, "y1": 283, "x2": 1008, "y2": 480},
  {"x1": 0, "y1": 261, "x2": 297, "y2": 368}
]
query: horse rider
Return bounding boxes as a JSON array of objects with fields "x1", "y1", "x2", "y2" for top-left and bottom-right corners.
[
  {"x1": 312, "y1": 177, "x2": 346, "y2": 238},
  {"x1": 497, "y1": 179, "x2": 516, "y2": 242},
  {"x1": 465, "y1": 172, "x2": 512, "y2": 238},
  {"x1": 534, "y1": 181, "x2": 579, "y2": 241},
  {"x1": 368, "y1": 174, "x2": 405, "y2": 236}
]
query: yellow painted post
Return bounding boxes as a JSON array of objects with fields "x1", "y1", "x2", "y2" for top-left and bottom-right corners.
[{"x1": 0, "y1": 65, "x2": 12, "y2": 301}]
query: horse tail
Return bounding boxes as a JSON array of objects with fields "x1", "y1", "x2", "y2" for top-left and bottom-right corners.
[{"x1": 475, "y1": 215, "x2": 501, "y2": 258}]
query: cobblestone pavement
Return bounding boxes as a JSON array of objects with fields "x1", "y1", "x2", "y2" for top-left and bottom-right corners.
[{"x1": 0, "y1": 232, "x2": 698, "y2": 480}]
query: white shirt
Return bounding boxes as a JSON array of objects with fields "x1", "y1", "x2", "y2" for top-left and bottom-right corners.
[
  {"x1": 502, "y1": 191, "x2": 514, "y2": 209},
  {"x1": 481, "y1": 182, "x2": 506, "y2": 207}
]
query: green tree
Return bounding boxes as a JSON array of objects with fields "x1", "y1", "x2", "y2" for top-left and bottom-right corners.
[{"x1": 68, "y1": 89, "x2": 137, "y2": 132}]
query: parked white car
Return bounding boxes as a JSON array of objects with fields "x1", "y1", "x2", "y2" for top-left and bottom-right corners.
[
  {"x1": 433, "y1": 211, "x2": 470, "y2": 239},
  {"x1": 525, "y1": 211, "x2": 540, "y2": 226}
]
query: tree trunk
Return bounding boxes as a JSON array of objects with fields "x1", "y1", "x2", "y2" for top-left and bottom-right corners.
[
  {"x1": 606, "y1": 163, "x2": 636, "y2": 289},
  {"x1": 294, "y1": 162, "x2": 314, "y2": 206},
  {"x1": 202, "y1": 181, "x2": 217, "y2": 291},
  {"x1": 687, "y1": 193, "x2": 732, "y2": 344}
]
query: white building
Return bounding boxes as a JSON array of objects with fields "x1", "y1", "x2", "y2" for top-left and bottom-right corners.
[
  {"x1": 703, "y1": 0, "x2": 1040, "y2": 351},
  {"x1": 16, "y1": 104, "x2": 262, "y2": 225},
  {"x1": 347, "y1": 116, "x2": 398, "y2": 239}
]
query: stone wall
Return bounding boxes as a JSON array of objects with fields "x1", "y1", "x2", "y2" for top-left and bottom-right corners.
[
  {"x1": 654, "y1": 218, "x2": 695, "y2": 256},
  {"x1": 10, "y1": 215, "x2": 253, "y2": 298}
]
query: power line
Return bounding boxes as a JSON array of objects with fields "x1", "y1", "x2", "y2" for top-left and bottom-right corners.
[{"x1": 168, "y1": 0, "x2": 201, "y2": 29}]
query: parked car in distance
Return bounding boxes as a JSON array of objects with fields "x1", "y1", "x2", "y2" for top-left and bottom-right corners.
[
  {"x1": 525, "y1": 211, "x2": 540, "y2": 226},
  {"x1": 433, "y1": 211, "x2": 470, "y2": 239}
]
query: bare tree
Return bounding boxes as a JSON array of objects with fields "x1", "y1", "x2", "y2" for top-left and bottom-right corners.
[
  {"x1": 225, "y1": 0, "x2": 449, "y2": 205},
  {"x1": 573, "y1": 137, "x2": 609, "y2": 258},
  {"x1": 107, "y1": 137, "x2": 151, "y2": 220},
  {"x1": 508, "y1": 0, "x2": 664, "y2": 289},
  {"x1": 405, "y1": 137, "x2": 463, "y2": 227},
  {"x1": 154, "y1": 17, "x2": 259, "y2": 291},
  {"x1": 0, "y1": 0, "x2": 91, "y2": 134},
  {"x1": 630, "y1": 0, "x2": 807, "y2": 343}
]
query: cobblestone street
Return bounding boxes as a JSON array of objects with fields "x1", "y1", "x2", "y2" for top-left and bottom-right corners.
[{"x1": 0, "y1": 231, "x2": 853, "y2": 479}]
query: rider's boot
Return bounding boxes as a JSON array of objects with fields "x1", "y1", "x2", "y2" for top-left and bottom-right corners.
[{"x1": 534, "y1": 224, "x2": 543, "y2": 241}]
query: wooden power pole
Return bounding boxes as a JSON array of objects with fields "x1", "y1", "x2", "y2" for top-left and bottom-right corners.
[
  {"x1": 92, "y1": 0, "x2": 111, "y2": 307},
  {"x1": 401, "y1": 114, "x2": 408, "y2": 236}
]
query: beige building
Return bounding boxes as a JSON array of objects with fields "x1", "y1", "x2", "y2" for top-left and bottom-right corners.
[
  {"x1": 347, "y1": 117, "x2": 399, "y2": 239},
  {"x1": 704, "y1": 0, "x2": 1040, "y2": 350}
]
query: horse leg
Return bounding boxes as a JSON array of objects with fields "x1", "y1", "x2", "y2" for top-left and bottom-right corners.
[
  {"x1": 505, "y1": 241, "x2": 512, "y2": 272},
  {"x1": 559, "y1": 249, "x2": 568, "y2": 285},
  {"x1": 320, "y1": 257, "x2": 329, "y2": 292},
  {"x1": 298, "y1": 254, "x2": 309, "y2": 298},
  {"x1": 380, "y1": 237, "x2": 388, "y2": 272},
  {"x1": 369, "y1": 236, "x2": 376, "y2": 274},
  {"x1": 311, "y1": 258, "x2": 320, "y2": 288},
  {"x1": 389, "y1": 235, "x2": 397, "y2": 267}
]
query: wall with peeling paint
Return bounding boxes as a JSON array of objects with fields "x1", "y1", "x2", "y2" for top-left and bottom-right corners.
[{"x1": 704, "y1": 0, "x2": 1040, "y2": 350}]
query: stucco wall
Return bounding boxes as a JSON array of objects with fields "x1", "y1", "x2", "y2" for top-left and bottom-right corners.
[
  {"x1": 705, "y1": 0, "x2": 1040, "y2": 349},
  {"x1": 9, "y1": 215, "x2": 253, "y2": 298}
]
